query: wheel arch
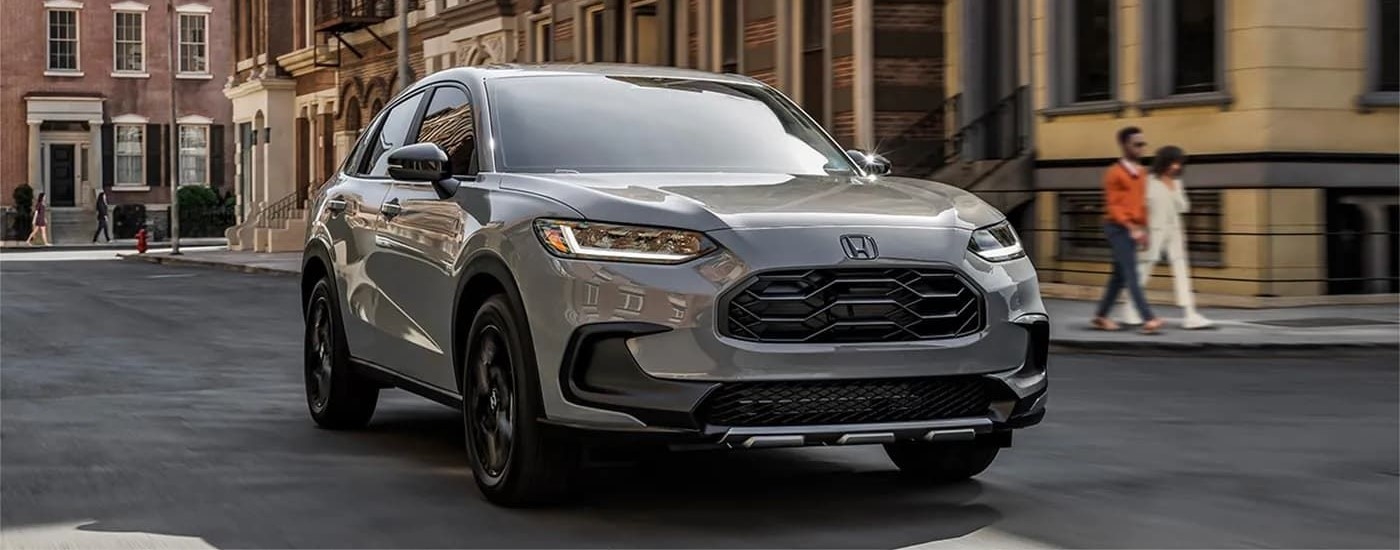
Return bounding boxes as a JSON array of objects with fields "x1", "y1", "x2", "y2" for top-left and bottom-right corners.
[
  {"x1": 301, "y1": 242, "x2": 335, "y2": 318},
  {"x1": 453, "y1": 252, "x2": 539, "y2": 398}
]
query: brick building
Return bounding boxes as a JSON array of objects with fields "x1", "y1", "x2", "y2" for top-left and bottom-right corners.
[
  {"x1": 0, "y1": 0, "x2": 233, "y2": 243},
  {"x1": 224, "y1": 0, "x2": 950, "y2": 251}
]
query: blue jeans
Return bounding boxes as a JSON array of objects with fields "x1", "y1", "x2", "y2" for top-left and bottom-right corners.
[{"x1": 1096, "y1": 223, "x2": 1155, "y2": 320}]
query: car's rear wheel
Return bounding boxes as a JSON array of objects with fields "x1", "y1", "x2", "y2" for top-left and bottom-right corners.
[
  {"x1": 304, "y1": 278, "x2": 379, "y2": 429},
  {"x1": 463, "y1": 295, "x2": 579, "y2": 507},
  {"x1": 884, "y1": 440, "x2": 1000, "y2": 483}
]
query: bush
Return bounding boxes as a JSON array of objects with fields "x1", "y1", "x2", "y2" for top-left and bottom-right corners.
[
  {"x1": 10, "y1": 184, "x2": 33, "y2": 240},
  {"x1": 176, "y1": 186, "x2": 234, "y2": 238},
  {"x1": 112, "y1": 203, "x2": 147, "y2": 239}
]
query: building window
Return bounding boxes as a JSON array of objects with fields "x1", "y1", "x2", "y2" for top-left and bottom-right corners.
[
  {"x1": 115, "y1": 125, "x2": 145, "y2": 186},
  {"x1": 1058, "y1": 191, "x2": 1222, "y2": 265},
  {"x1": 1139, "y1": 0, "x2": 1228, "y2": 109},
  {"x1": 47, "y1": 9, "x2": 80, "y2": 71},
  {"x1": 800, "y1": 0, "x2": 828, "y2": 126},
  {"x1": 179, "y1": 14, "x2": 208, "y2": 74},
  {"x1": 179, "y1": 125, "x2": 209, "y2": 186},
  {"x1": 630, "y1": 1, "x2": 673, "y2": 65},
  {"x1": 719, "y1": 0, "x2": 739, "y2": 73},
  {"x1": 584, "y1": 4, "x2": 605, "y2": 62},
  {"x1": 533, "y1": 18, "x2": 553, "y2": 62},
  {"x1": 1381, "y1": 0, "x2": 1399, "y2": 92},
  {"x1": 114, "y1": 11, "x2": 145, "y2": 73},
  {"x1": 1073, "y1": 0, "x2": 1113, "y2": 102},
  {"x1": 1171, "y1": 0, "x2": 1216, "y2": 95}
]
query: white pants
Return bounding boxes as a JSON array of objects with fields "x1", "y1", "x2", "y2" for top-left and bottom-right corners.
[{"x1": 1136, "y1": 226, "x2": 1197, "y2": 314}]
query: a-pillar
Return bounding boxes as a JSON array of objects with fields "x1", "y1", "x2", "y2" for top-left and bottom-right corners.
[
  {"x1": 1340, "y1": 196, "x2": 1400, "y2": 294},
  {"x1": 27, "y1": 120, "x2": 41, "y2": 193}
]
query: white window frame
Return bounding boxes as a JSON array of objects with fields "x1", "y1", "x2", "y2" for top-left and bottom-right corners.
[
  {"x1": 113, "y1": 123, "x2": 146, "y2": 187},
  {"x1": 177, "y1": 11, "x2": 210, "y2": 76},
  {"x1": 112, "y1": 9, "x2": 146, "y2": 75},
  {"x1": 45, "y1": 7, "x2": 82, "y2": 75},
  {"x1": 531, "y1": 10, "x2": 554, "y2": 63},
  {"x1": 579, "y1": 2, "x2": 606, "y2": 62},
  {"x1": 177, "y1": 117, "x2": 212, "y2": 187}
]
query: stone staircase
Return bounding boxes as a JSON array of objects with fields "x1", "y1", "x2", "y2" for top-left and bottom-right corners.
[
  {"x1": 48, "y1": 208, "x2": 98, "y2": 244},
  {"x1": 226, "y1": 192, "x2": 307, "y2": 252}
]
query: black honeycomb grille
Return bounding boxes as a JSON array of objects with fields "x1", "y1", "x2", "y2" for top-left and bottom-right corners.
[
  {"x1": 700, "y1": 376, "x2": 991, "y2": 427},
  {"x1": 722, "y1": 268, "x2": 984, "y2": 343}
]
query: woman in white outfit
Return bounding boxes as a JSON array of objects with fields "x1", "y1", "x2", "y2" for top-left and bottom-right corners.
[{"x1": 1114, "y1": 146, "x2": 1213, "y2": 329}]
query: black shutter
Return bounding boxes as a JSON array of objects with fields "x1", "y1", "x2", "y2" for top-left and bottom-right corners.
[
  {"x1": 101, "y1": 124, "x2": 114, "y2": 188},
  {"x1": 146, "y1": 123, "x2": 162, "y2": 189},
  {"x1": 210, "y1": 124, "x2": 225, "y2": 190}
]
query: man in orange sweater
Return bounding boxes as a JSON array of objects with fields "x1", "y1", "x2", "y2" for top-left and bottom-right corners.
[{"x1": 1092, "y1": 127, "x2": 1165, "y2": 333}]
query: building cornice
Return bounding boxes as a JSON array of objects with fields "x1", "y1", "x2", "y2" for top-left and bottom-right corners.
[
  {"x1": 277, "y1": 47, "x2": 321, "y2": 77},
  {"x1": 223, "y1": 77, "x2": 297, "y2": 100}
]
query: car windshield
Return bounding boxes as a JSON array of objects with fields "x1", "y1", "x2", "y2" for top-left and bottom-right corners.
[{"x1": 487, "y1": 75, "x2": 858, "y2": 175}]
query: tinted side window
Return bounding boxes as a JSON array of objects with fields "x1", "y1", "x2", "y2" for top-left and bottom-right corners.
[
  {"x1": 416, "y1": 86, "x2": 478, "y2": 176},
  {"x1": 364, "y1": 92, "x2": 425, "y2": 177}
]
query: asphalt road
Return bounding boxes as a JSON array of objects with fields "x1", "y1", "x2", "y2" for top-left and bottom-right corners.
[{"x1": 2, "y1": 254, "x2": 1397, "y2": 549}]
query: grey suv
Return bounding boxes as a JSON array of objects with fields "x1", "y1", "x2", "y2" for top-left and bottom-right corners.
[{"x1": 300, "y1": 65, "x2": 1048, "y2": 506}]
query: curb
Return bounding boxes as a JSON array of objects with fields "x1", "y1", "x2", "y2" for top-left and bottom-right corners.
[
  {"x1": 1050, "y1": 340, "x2": 1396, "y2": 354},
  {"x1": 120, "y1": 253, "x2": 298, "y2": 277}
]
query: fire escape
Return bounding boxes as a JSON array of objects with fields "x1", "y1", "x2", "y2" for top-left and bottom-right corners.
[{"x1": 313, "y1": 0, "x2": 411, "y2": 67}]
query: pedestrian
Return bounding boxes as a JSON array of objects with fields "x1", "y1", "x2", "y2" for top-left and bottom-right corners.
[
  {"x1": 1090, "y1": 127, "x2": 1164, "y2": 334},
  {"x1": 1113, "y1": 146, "x2": 1213, "y2": 329},
  {"x1": 26, "y1": 192, "x2": 49, "y2": 247},
  {"x1": 92, "y1": 191, "x2": 111, "y2": 243}
]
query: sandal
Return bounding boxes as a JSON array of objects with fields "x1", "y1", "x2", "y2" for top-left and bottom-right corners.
[
  {"x1": 1090, "y1": 317, "x2": 1121, "y2": 331},
  {"x1": 1139, "y1": 318, "x2": 1165, "y2": 335}
]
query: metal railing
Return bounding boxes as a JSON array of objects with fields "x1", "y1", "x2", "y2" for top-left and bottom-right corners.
[
  {"x1": 255, "y1": 192, "x2": 306, "y2": 229},
  {"x1": 945, "y1": 86, "x2": 1030, "y2": 165},
  {"x1": 314, "y1": 0, "x2": 403, "y2": 29}
]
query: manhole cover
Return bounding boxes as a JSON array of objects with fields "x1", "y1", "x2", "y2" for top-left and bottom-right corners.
[{"x1": 1249, "y1": 317, "x2": 1399, "y2": 328}]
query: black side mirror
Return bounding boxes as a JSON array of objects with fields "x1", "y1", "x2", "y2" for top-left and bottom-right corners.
[
  {"x1": 387, "y1": 143, "x2": 460, "y2": 199},
  {"x1": 847, "y1": 149, "x2": 892, "y2": 176}
]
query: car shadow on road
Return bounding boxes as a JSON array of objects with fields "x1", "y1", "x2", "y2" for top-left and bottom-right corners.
[{"x1": 69, "y1": 404, "x2": 1002, "y2": 548}]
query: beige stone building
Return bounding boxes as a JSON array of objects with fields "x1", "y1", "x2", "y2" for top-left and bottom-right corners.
[{"x1": 943, "y1": 0, "x2": 1399, "y2": 298}]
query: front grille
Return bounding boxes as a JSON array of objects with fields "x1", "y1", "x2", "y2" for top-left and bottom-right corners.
[
  {"x1": 700, "y1": 377, "x2": 990, "y2": 427},
  {"x1": 723, "y1": 268, "x2": 983, "y2": 343}
]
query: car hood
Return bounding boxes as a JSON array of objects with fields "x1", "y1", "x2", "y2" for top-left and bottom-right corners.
[{"x1": 499, "y1": 172, "x2": 1005, "y2": 231}]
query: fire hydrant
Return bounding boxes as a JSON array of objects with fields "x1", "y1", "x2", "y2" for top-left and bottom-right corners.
[{"x1": 136, "y1": 227, "x2": 148, "y2": 254}]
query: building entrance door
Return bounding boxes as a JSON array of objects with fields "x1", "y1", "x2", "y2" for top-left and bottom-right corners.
[{"x1": 48, "y1": 144, "x2": 77, "y2": 207}]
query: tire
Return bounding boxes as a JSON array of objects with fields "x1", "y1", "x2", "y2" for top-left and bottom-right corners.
[
  {"x1": 463, "y1": 295, "x2": 580, "y2": 507},
  {"x1": 884, "y1": 440, "x2": 1000, "y2": 483},
  {"x1": 304, "y1": 277, "x2": 379, "y2": 429}
]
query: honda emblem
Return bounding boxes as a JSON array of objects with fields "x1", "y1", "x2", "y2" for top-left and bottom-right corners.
[{"x1": 840, "y1": 235, "x2": 879, "y2": 260}]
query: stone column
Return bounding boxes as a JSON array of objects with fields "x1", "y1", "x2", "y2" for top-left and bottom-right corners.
[
  {"x1": 27, "y1": 121, "x2": 42, "y2": 193},
  {"x1": 88, "y1": 119, "x2": 104, "y2": 203},
  {"x1": 1341, "y1": 196, "x2": 1400, "y2": 294}
]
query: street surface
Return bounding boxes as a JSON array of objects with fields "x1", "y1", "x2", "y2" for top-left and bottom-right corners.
[{"x1": 2, "y1": 253, "x2": 1397, "y2": 549}]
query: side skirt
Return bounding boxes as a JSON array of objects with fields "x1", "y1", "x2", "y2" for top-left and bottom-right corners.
[{"x1": 349, "y1": 357, "x2": 464, "y2": 409}]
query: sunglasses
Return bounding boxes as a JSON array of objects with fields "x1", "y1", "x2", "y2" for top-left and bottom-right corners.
[{"x1": 1131, "y1": 141, "x2": 1148, "y2": 148}]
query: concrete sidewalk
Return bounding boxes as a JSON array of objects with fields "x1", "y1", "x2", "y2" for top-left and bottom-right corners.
[
  {"x1": 120, "y1": 249, "x2": 1400, "y2": 351},
  {"x1": 2, "y1": 237, "x2": 227, "y2": 253}
]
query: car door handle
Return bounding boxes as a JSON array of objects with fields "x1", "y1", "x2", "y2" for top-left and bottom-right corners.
[
  {"x1": 382, "y1": 198, "x2": 402, "y2": 219},
  {"x1": 325, "y1": 197, "x2": 347, "y2": 214}
]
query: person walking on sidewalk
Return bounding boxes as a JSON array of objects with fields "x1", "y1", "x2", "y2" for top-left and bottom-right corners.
[
  {"x1": 1090, "y1": 127, "x2": 1165, "y2": 334},
  {"x1": 1113, "y1": 146, "x2": 1214, "y2": 329},
  {"x1": 92, "y1": 192, "x2": 111, "y2": 243},
  {"x1": 26, "y1": 192, "x2": 49, "y2": 247}
]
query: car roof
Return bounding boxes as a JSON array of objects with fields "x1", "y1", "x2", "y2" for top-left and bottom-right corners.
[{"x1": 415, "y1": 63, "x2": 765, "y2": 88}]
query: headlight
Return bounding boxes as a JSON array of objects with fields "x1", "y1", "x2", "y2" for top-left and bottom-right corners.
[
  {"x1": 968, "y1": 220, "x2": 1025, "y2": 262},
  {"x1": 533, "y1": 219, "x2": 717, "y2": 264}
]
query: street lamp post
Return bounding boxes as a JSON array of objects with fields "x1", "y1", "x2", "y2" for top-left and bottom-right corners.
[
  {"x1": 168, "y1": 0, "x2": 182, "y2": 255},
  {"x1": 398, "y1": 0, "x2": 413, "y2": 92}
]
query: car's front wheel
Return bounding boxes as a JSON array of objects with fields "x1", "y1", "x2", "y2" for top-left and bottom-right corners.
[
  {"x1": 304, "y1": 278, "x2": 379, "y2": 429},
  {"x1": 884, "y1": 440, "x2": 1000, "y2": 483},
  {"x1": 463, "y1": 295, "x2": 579, "y2": 507}
]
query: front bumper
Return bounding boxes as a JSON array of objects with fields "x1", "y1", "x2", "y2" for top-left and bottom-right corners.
[{"x1": 512, "y1": 224, "x2": 1049, "y2": 434}]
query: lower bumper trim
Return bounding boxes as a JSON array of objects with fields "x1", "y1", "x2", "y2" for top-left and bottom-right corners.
[{"x1": 718, "y1": 416, "x2": 994, "y2": 448}]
